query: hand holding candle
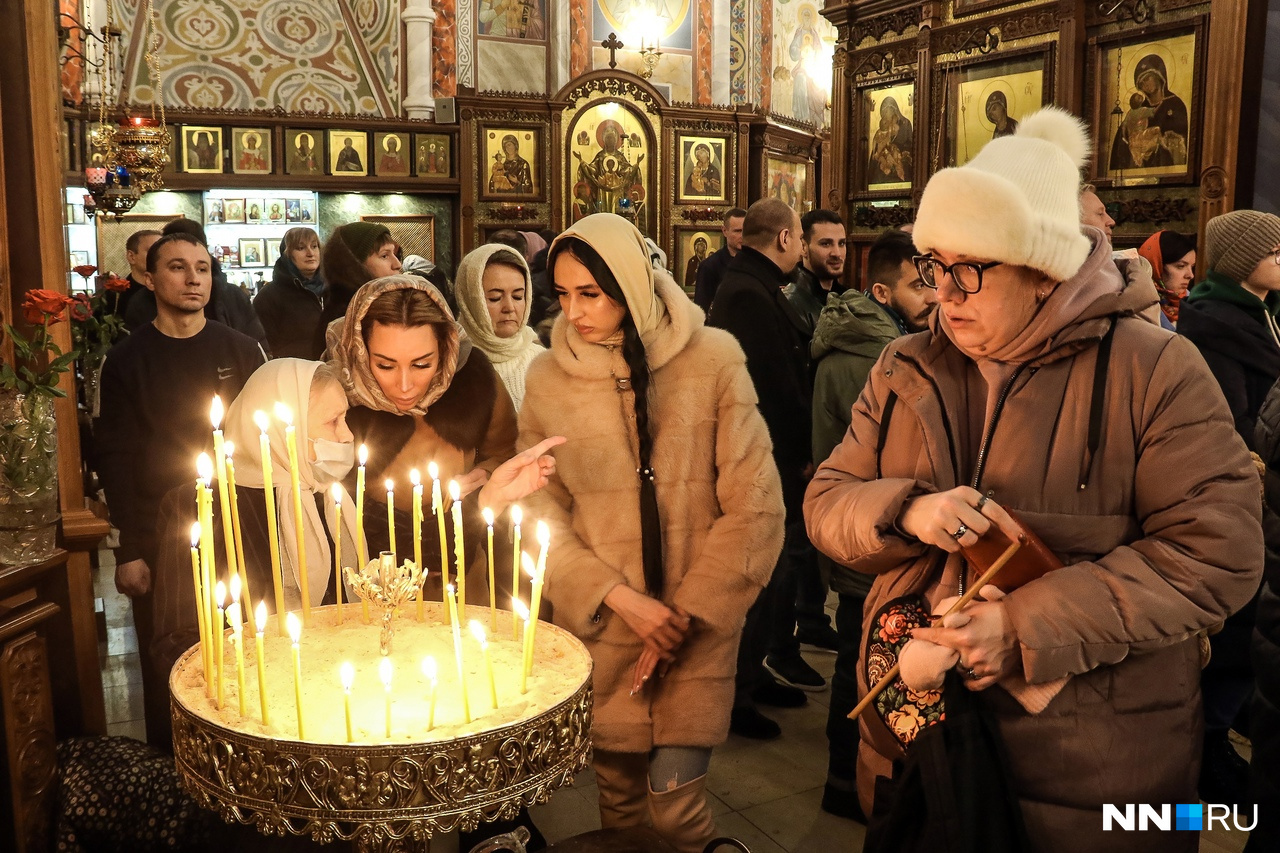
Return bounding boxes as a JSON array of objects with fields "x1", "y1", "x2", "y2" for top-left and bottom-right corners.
[
  {"x1": 470, "y1": 620, "x2": 498, "y2": 711},
  {"x1": 341, "y1": 662, "x2": 355, "y2": 742},
  {"x1": 379, "y1": 657, "x2": 394, "y2": 738},
  {"x1": 254, "y1": 410, "x2": 286, "y2": 632},
  {"x1": 255, "y1": 601, "x2": 269, "y2": 726},
  {"x1": 287, "y1": 612, "x2": 305, "y2": 739}
]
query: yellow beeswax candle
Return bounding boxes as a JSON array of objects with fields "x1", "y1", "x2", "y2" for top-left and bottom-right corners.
[
  {"x1": 340, "y1": 662, "x2": 354, "y2": 743},
  {"x1": 482, "y1": 508, "x2": 497, "y2": 633},
  {"x1": 253, "y1": 411, "x2": 286, "y2": 634},
  {"x1": 210, "y1": 396, "x2": 239, "y2": 613},
  {"x1": 356, "y1": 444, "x2": 369, "y2": 565},
  {"x1": 332, "y1": 484, "x2": 344, "y2": 623},
  {"x1": 227, "y1": 596, "x2": 246, "y2": 719},
  {"x1": 446, "y1": 584, "x2": 470, "y2": 723},
  {"x1": 470, "y1": 620, "x2": 497, "y2": 711},
  {"x1": 380, "y1": 656, "x2": 393, "y2": 738},
  {"x1": 276, "y1": 403, "x2": 311, "y2": 621},
  {"x1": 411, "y1": 469, "x2": 424, "y2": 618},
  {"x1": 255, "y1": 601, "x2": 269, "y2": 726},
  {"x1": 287, "y1": 612, "x2": 304, "y2": 739},
  {"x1": 214, "y1": 580, "x2": 227, "y2": 709},
  {"x1": 422, "y1": 656, "x2": 438, "y2": 730},
  {"x1": 510, "y1": 505, "x2": 522, "y2": 640},
  {"x1": 449, "y1": 480, "x2": 465, "y2": 613},
  {"x1": 197, "y1": 455, "x2": 216, "y2": 696},
  {"x1": 189, "y1": 522, "x2": 210, "y2": 684},
  {"x1": 429, "y1": 462, "x2": 447, "y2": 614},
  {"x1": 385, "y1": 478, "x2": 397, "y2": 561},
  {"x1": 224, "y1": 443, "x2": 254, "y2": 633},
  {"x1": 513, "y1": 597, "x2": 531, "y2": 694}
]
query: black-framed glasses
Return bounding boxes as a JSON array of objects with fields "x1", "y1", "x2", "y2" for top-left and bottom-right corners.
[{"x1": 913, "y1": 255, "x2": 1003, "y2": 295}]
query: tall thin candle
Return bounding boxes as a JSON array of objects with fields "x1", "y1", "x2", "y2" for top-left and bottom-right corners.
[
  {"x1": 422, "y1": 657, "x2": 438, "y2": 730},
  {"x1": 197, "y1": 455, "x2": 216, "y2": 697},
  {"x1": 429, "y1": 462, "x2": 447, "y2": 616},
  {"x1": 356, "y1": 444, "x2": 369, "y2": 567},
  {"x1": 254, "y1": 411, "x2": 286, "y2": 634},
  {"x1": 189, "y1": 523, "x2": 209, "y2": 684},
  {"x1": 214, "y1": 581, "x2": 227, "y2": 709},
  {"x1": 332, "y1": 484, "x2": 344, "y2": 623},
  {"x1": 210, "y1": 396, "x2": 239, "y2": 614},
  {"x1": 385, "y1": 478, "x2": 397, "y2": 562},
  {"x1": 525, "y1": 523, "x2": 551, "y2": 676},
  {"x1": 446, "y1": 584, "x2": 471, "y2": 723},
  {"x1": 470, "y1": 620, "x2": 498, "y2": 711},
  {"x1": 449, "y1": 481, "x2": 466, "y2": 614},
  {"x1": 379, "y1": 657, "x2": 393, "y2": 738},
  {"x1": 287, "y1": 612, "x2": 305, "y2": 739},
  {"x1": 482, "y1": 508, "x2": 497, "y2": 633},
  {"x1": 276, "y1": 403, "x2": 311, "y2": 621},
  {"x1": 513, "y1": 598, "x2": 531, "y2": 694},
  {"x1": 224, "y1": 442, "x2": 254, "y2": 633},
  {"x1": 254, "y1": 601, "x2": 269, "y2": 725},
  {"x1": 510, "y1": 505, "x2": 522, "y2": 640},
  {"x1": 340, "y1": 662, "x2": 354, "y2": 743},
  {"x1": 411, "y1": 469, "x2": 424, "y2": 618},
  {"x1": 228, "y1": 595, "x2": 246, "y2": 719}
]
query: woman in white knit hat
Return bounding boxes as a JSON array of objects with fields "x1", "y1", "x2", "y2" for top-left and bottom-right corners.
[
  {"x1": 454, "y1": 243, "x2": 544, "y2": 410},
  {"x1": 804, "y1": 108, "x2": 1262, "y2": 850}
]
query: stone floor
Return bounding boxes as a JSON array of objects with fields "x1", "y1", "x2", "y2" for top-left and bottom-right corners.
[{"x1": 96, "y1": 550, "x2": 1249, "y2": 852}]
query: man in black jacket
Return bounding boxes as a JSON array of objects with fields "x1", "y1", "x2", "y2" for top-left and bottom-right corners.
[
  {"x1": 709, "y1": 198, "x2": 821, "y2": 739},
  {"x1": 96, "y1": 232, "x2": 265, "y2": 748},
  {"x1": 125, "y1": 218, "x2": 269, "y2": 350},
  {"x1": 693, "y1": 207, "x2": 745, "y2": 311},
  {"x1": 114, "y1": 228, "x2": 162, "y2": 318}
]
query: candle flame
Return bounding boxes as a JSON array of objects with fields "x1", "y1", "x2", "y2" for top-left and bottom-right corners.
[
  {"x1": 422, "y1": 656, "x2": 437, "y2": 683},
  {"x1": 410, "y1": 468, "x2": 421, "y2": 486},
  {"x1": 226, "y1": 602, "x2": 241, "y2": 628},
  {"x1": 286, "y1": 611, "x2": 301, "y2": 643},
  {"x1": 253, "y1": 410, "x2": 270, "y2": 434},
  {"x1": 229, "y1": 572, "x2": 241, "y2": 603},
  {"x1": 446, "y1": 582, "x2": 455, "y2": 596},
  {"x1": 511, "y1": 504, "x2": 522, "y2": 525},
  {"x1": 482, "y1": 507, "x2": 494, "y2": 526},
  {"x1": 190, "y1": 522, "x2": 201, "y2": 547},
  {"x1": 385, "y1": 478, "x2": 395, "y2": 493},
  {"x1": 256, "y1": 601, "x2": 268, "y2": 634},
  {"x1": 215, "y1": 580, "x2": 227, "y2": 607},
  {"x1": 223, "y1": 440, "x2": 234, "y2": 458},
  {"x1": 536, "y1": 520, "x2": 550, "y2": 547},
  {"x1": 522, "y1": 551, "x2": 537, "y2": 579},
  {"x1": 274, "y1": 402, "x2": 293, "y2": 426},
  {"x1": 358, "y1": 444, "x2": 368, "y2": 465},
  {"x1": 512, "y1": 598, "x2": 530, "y2": 621},
  {"x1": 196, "y1": 453, "x2": 214, "y2": 483},
  {"x1": 469, "y1": 620, "x2": 487, "y2": 647},
  {"x1": 210, "y1": 395, "x2": 224, "y2": 429},
  {"x1": 448, "y1": 480, "x2": 460, "y2": 501},
  {"x1": 331, "y1": 482, "x2": 342, "y2": 503},
  {"x1": 379, "y1": 656, "x2": 393, "y2": 687},
  {"x1": 428, "y1": 460, "x2": 439, "y2": 479},
  {"x1": 340, "y1": 662, "x2": 354, "y2": 691}
]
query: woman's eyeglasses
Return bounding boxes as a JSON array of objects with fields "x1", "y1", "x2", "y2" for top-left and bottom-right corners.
[{"x1": 913, "y1": 255, "x2": 1003, "y2": 295}]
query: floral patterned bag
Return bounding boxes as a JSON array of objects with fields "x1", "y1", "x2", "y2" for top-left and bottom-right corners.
[{"x1": 866, "y1": 595, "x2": 945, "y2": 748}]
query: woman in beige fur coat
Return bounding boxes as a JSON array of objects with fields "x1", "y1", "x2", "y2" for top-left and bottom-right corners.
[{"x1": 519, "y1": 214, "x2": 785, "y2": 851}]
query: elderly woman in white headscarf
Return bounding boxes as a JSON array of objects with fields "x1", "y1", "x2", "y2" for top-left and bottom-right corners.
[
  {"x1": 518, "y1": 213, "x2": 785, "y2": 852},
  {"x1": 151, "y1": 358, "x2": 360, "y2": 678},
  {"x1": 455, "y1": 244, "x2": 544, "y2": 410}
]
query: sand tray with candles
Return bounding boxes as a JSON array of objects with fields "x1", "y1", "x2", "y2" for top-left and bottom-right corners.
[{"x1": 170, "y1": 603, "x2": 593, "y2": 848}]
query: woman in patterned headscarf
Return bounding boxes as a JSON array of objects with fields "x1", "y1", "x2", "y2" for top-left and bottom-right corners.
[{"x1": 1137, "y1": 229, "x2": 1197, "y2": 329}]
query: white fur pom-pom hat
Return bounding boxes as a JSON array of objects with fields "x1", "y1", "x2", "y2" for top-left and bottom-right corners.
[{"x1": 912, "y1": 107, "x2": 1093, "y2": 283}]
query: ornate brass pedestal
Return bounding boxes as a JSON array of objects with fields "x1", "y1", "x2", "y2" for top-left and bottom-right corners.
[{"x1": 170, "y1": 621, "x2": 592, "y2": 852}]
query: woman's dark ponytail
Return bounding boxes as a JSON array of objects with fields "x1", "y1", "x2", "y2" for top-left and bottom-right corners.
[{"x1": 549, "y1": 237, "x2": 664, "y2": 599}]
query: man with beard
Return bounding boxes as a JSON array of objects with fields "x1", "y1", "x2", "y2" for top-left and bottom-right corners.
[
  {"x1": 809, "y1": 226, "x2": 936, "y2": 821},
  {"x1": 785, "y1": 209, "x2": 848, "y2": 334}
]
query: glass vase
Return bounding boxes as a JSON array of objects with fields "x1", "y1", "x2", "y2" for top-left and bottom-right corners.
[{"x1": 0, "y1": 392, "x2": 60, "y2": 565}]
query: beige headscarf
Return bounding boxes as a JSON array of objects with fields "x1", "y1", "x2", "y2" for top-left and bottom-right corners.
[
  {"x1": 455, "y1": 244, "x2": 542, "y2": 363},
  {"x1": 325, "y1": 275, "x2": 470, "y2": 416},
  {"x1": 224, "y1": 358, "x2": 362, "y2": 611},
  {"x1": 549, "y1": 213, "x2": 668, "y2": 343}
]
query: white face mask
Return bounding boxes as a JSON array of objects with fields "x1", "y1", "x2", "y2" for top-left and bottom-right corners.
[{"x1": 310, "y1": 437, "x2": 355, "y2": 483}]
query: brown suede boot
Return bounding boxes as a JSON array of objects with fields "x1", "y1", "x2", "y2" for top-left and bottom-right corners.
[
  {"x1": 592, "y1": 750, "x2": 650, "y2": 828},
  {"x1": 647, "y1": 774, "x2": 716, "y2": 853}
]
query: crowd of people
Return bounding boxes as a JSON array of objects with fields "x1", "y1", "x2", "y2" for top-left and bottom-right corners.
[{"x1": 81, "y1": 107, "x2": 1280, "y2": 852}]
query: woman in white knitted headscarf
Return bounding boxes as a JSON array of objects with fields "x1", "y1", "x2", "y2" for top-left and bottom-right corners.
[{"x1": 455, "y1": 244, "x2": 544, "y2": 410}]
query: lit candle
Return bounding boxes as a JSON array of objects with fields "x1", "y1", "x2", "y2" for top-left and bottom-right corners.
[
  {"x1": 356, "y1": 444, "x2": 369, "y2": 567},
  {"x1": 227, "y1": 595, "x2": 246, "y2": 719},
  {"x1": 411, "y1": 469, "x2": 424, "y2": 618},
  {"x1": 197, "y1": 454, "x2": 216, "y2": 697},
  {"x1": 385, "y1": 478, "x2": 397, "y2": 562},
  {"x1": 379, "y1": 656, "x2": 393, "y2": 738},
  {"x1": 482, "y1": 508, "x2": 497, "y2": 633},
  {"x1": 188, "y1": 523, "x2": 208, "y2": 675},
  {"x1": 254, "y1": 411, "x2": 286, "y2": 634},
  {"x1": 215, "y1": 580, "x2": 227, "y2": 709},
  {"x1": 510, "y1": 505, "x2": 522, "y2": 640},
  {"x1": 513, "y1": 597, "x2": 531, "y2": 694},
  {"x1": 429, "y1": 462, "x2": 447, "y2": 616},
  {"x1": 422, "y1": 656, "x2": 438, "y2": 730},
  {"x1": 526, "y1": 522, "x2": 551, "y2": 677},
  {"x1": 340, "y1": 662, "x2": 354, "y2": 743},
  {"x1": 224, "y1": 442, "x2": 253, "y2": 632},
  {"x1": 287, "y1": 612, "x2": 304, "y2": 739},
  {"x1": 470, "y1": 620, "x2": 497, "y2": 711},
  {"x1": 449, "y1": 480, "x2": 466, "y2": 614},
  {"x1": 446, "y1": 584, "x2": 471, "y2": 723},
  {"x1": 276, "y1": 403, "x2": 311, "y2": 621},
  {"x1": 255, "y1": 601, "x2": 269, "y2": 726},
  {"x1": 210, "y1": 396, "x2": 239, "y2": 613},
  {"x1": 332, "y1": 483, "x2": 344, "y2": 622}
]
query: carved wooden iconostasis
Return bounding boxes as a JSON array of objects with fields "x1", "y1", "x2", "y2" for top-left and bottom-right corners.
[{"x1": 826, "y1": 0, "x2": 1257, "y2": 289}]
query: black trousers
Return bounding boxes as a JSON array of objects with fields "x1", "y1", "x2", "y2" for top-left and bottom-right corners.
[{"x1": 827, "y1": 592, "x2": 866, "y2": 784}]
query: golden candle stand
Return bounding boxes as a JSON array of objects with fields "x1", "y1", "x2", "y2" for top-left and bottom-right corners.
[{"x1": 169, "y1": 605, "x2": 593, "y2": 853}]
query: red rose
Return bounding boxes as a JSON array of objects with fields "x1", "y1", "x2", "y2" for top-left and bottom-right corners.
[
  {"x1": 102, "y1": 275, "x2": 131, "y2": 293},
  {"x1": 69, "y1": 293, "x2": 93, "y2": 322},
  {"x1": 22, "y1": 289, "x2": 70, "y2": 326},
  {"x1": 72, "y1": 264, "x2": 98, "y2": 279}
]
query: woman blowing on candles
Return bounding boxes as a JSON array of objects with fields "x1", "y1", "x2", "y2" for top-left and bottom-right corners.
[
  {"x1": 803, "y1": 109, "x2": 1261, "y2": 850},
  {"x1": 151, "y1": 359, "x2": 359, "y2": 696},
  {"x1": 325, "y1": 276, "x2": 561, "y2": 608},
  {"x1": 518, "y1": 214, "x2": 785, "y2": 852}
]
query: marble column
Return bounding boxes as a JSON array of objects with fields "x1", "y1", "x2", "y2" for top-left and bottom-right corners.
[{"x1": 404, "y1": 0, "x2": 438, "y2": 118}]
